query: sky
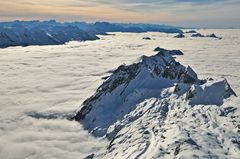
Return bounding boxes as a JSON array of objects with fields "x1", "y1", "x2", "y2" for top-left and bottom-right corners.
[{"x1": 0, "y1": 0, "x2": 240, "y2": 28}]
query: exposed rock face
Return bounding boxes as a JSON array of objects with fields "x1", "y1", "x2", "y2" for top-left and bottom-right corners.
[
  {"x1": 206, "y1": 33, "x2": 222, "y2": 39},
  {"x1": 191, "y1": 33, "x2": 205, "y2": 37},
  {"x1": 191, "y1": 33, "x2": 222, "y2": 39},
  {"x1": 74, "y1": 48, "x2": 237, "y2": 159},
  {"x1": 185, "y1": 30, "x2": 197, "y2": 33},
  {"x1": 154, "y1": 47, "x2": 184, "y2": 55},
  {"x1": 143, "y1": 37, "x2": 151, "y2": 40},
  {"x1": 174, "y1": 33, "x2": 185, "y2": 38}
]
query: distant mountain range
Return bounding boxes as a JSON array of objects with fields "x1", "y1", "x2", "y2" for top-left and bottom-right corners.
[{"x1": 0, "y1": 20, "x2": 182, "y2": 48}]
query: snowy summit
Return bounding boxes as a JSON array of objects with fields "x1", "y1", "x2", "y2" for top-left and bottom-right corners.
[{"x1": 74, "y1": 48, "x2": 238, "y2": 158}]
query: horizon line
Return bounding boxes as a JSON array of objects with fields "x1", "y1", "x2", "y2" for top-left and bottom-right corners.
[{"x1": 0, "y1": 19, "x2": 239, "y2": 29}]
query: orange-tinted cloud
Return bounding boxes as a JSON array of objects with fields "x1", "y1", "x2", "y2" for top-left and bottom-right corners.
[
  {"x1": 0, "y1": 0, "x2": 239, "y2": 27},
  {"x1": 0, "y1": 1, "x2": 171, "y2": 22}
]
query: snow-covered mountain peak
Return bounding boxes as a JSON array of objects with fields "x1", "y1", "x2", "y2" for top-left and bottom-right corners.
[
  {"x1": 74, "y1": 48, "x2": 238, "y2": 158},
  {"x1": 74, "y1": 48, "x2": 197, "y2": 118}
]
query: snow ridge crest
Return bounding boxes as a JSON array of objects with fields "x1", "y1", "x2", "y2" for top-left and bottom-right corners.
[{"x1": 74, "y1": 48, "x2": 237, "y2": 158}]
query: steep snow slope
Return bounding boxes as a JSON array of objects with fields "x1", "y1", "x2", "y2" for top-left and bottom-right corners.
[{"x1": 74, "y1": 48, "x2": 238, "y2": 158}]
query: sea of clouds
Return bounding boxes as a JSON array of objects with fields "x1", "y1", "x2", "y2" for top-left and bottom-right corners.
[{"x1": 0, "y1": 29, "x2": 239, "y2": 158}]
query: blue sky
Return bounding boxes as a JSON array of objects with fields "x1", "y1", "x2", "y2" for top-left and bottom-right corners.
[{"x1": 0, "y1": 0, "x2": 239, "y2": 28}]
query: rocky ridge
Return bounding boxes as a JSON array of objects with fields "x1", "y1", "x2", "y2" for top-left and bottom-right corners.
[{"x1": 74, "y1": 48, "x2": 238, "y2": 159}]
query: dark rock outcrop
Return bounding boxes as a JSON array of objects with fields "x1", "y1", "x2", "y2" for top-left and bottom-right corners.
[
  {"x1": 206, "y1": 33, "x2": 222, "y2": 39},
  {"x1": 191, "y1": 33, "x2": 222, "y2": 39},
  {"x1": 191, "y1": 33, "x2": 205, "y2": 37},
  {"x1": 185, "y1": 30, "x2": 197, "y2": 33},
  {"x1": 154, "y1": 47, "x2": 184, "y2": 55},
  {"x1": 174, "y1": 33, "x2": 185, "y2": 38},
  {"x1": 143, "y1": 37, "x2": 151, "y2": 40}
]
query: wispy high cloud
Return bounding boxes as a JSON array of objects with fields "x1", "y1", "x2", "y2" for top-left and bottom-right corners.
[{"x1": 0, "y1": 0, "x2": 239, "y2": 27}]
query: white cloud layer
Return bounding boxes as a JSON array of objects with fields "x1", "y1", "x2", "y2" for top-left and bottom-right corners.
[{"x1": 0, "y1": 29, "x2": 239, "y2": 158}]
